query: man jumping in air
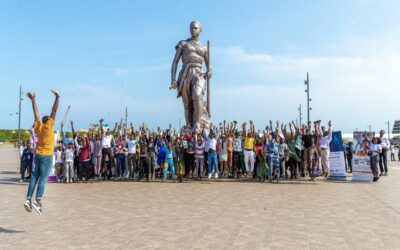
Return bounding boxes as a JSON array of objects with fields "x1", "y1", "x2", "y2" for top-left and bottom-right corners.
[{"x1": 24, "y1": 90, "x2": 60, "y2": 215}]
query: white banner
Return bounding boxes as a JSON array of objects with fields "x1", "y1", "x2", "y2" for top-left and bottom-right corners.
[
  {"x1": 352, "y1": 154, "x2": 373, "y2": 182},
  {"x1": 329, "y1": 151, "x2": 347, "y2": 178}
]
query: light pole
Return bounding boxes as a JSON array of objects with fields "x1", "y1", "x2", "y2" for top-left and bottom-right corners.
[
  {"x1": 298, "y1": 104, "x2": 302, "y2": 127},
  {"x1": 125, "y1": 106, "x2": 128, "y2": 127},
  {"x1": 384, "y1": 121, "x2": 390, "y2": 141},
  {"x1": 304, "y1": 72, "x2": 311, "y2": 126},
  {"x1": 17, "y1": 85, "x2": 23, "y2": 148}
]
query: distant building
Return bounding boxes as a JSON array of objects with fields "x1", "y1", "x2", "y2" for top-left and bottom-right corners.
[{"x1": 393, "y1": 120, "x2": 400, "y2": 134}]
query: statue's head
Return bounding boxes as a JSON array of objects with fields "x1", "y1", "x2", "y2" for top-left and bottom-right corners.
[{"x1": 190, "y1": 21, "x2": 202, "y2": 38}]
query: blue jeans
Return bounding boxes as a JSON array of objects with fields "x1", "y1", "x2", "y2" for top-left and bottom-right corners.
[
  {"x1": 27, "y1": 154, "x2": 53, "y2": 200},
  {"x1": 208, "y1": 151, "x2": 219, "y2": 174},
  {"x1": 116, "y1": 154, "x2": 125, "y2": 177}
]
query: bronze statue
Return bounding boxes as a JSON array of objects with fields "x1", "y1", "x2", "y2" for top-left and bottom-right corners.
[{"x1": 170, "y1": 21, "x2": 212, "y2": 130}]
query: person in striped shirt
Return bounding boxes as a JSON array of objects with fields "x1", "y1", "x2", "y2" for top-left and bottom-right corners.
[{"x1": 194, "y1": 131, "x2": 205, "y2": 180}]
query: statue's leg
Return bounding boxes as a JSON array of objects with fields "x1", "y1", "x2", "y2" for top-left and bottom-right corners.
[
  {"x1": 181, "y1": 81, "x2": 193, "y2": 126},
  {"x1": 192, "y1": 74, "x2": 206, "y2": 130}
]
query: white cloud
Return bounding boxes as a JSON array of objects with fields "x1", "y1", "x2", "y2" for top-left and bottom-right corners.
[
  {"x1": 94, "y1": 64, "x2": 170, "y2": 78},
  {"x1": 212, "y1": 36, "x2": 400, "y2": 132},
  {"x1": 56, "y1": 34, "x2": 400, "y2": 133}
]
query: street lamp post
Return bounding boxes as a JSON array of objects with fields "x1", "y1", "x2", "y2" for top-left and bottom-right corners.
[
  {"x1": 125, "y1": 106, "x2": 128, "y2": 127},
  {"x1": 17, "y1": 85, "x2": 22, "y2": 148},
  {"x1": 384, "y1": 121, "x2": 390, "y2": 141},
  {"x1": 304, "y1": 72, "x2": 311, "y2": 126},
  {"x1": 298, "y1": 104, "x2": 302, "y2": 127}
]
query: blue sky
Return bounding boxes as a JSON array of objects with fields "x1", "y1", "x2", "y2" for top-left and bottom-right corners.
[{"x1": 1, "y1": 0, "x2": 400, "y2": 132}]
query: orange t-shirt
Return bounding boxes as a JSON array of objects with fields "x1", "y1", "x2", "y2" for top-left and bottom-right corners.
[{"x1": 34, "y1": 117, "x2": 55, "y2": 156}]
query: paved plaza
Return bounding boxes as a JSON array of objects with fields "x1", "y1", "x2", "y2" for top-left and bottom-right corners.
[{"x1": 1, "y1": 145, "x2": 400, "y2": 249}]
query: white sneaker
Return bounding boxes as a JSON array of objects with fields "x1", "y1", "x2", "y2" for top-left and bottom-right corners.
[
  {"x1": 208, "y1": 174, "x2": 212, "y2": 179},
  {"x1": 32, "y1": 201, "x2": 43, "y2": 215},
  {"x1": 24, "y1": 200, "x2": 32, "y2": 212},
  {"x1": 215, "y1": 173, "x2": 218, "y2": 179}
]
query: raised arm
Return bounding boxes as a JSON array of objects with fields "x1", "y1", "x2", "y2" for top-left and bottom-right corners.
[
  {"x1": 60, "y1": 123, "x2": 65, "y2": 140},
  {"x1": 317, "y1": 121, "x2": 322, "y2": 137},
  {"x1": 250, "y1": 120, "x2": 255, "y2": 136},
  {"x1": 328, "y1": 120, "x2": 333, "y2": 140},
  {"x1": 275, "y1": 120, "x2": 280, "y2": 139},
  {"x1": 314, "y1": 122, "x2": 319, "y2": 137},
  {"x1": 99, "y1": 119, "x2": 104, "y2": 136},
  {"x1": 231, "y1": 121, "x2": 237, "y2": 135},
  {"x1": 50, "y1": 89, "x2": 60, "y2": 120},
  {"x1": 26, "y1": 92, "x2": 40, "y2": 122},
  {"x1": 70, "y1": 120, "x2": 76, "y2": 139},
  {"x1": 130, "y1": 122, "x2": 135, "y2": 135},
  {"x1": 242, "y1": 122, "x2": 247, "y2": 139},
  {"x1": 112, "y1": 122, "x2": 118, "y2": 135}
]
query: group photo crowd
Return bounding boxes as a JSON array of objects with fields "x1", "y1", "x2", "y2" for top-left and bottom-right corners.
[{"x1": 19, "y1": 111, "x2": 395, "y2": 186}]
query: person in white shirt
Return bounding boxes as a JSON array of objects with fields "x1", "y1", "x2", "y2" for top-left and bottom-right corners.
[
  {"x1": 99, "y1": 119, "x2": 116, "y2": 181},
  {"x1": 64, "y1": 142, "x2": 74, "y2": 183},
  {"x1": 378, "y1": 130, "x2": 390, "y2": 176},
  {"x1": 369, "y1": 137, "x2": 382, "y2": 182},
  {"x1": 204, "y1": 129, "x2": 219, "y2": 179},
  {"x1": 19, "y1": 141, "x2": 26, "y2": 159},
  {"x1": 232, "y1": 129, "x2": 243, "y2": 178},
  {"x1": 317, "y1": 120, "x2": 332, "y2": 178},
  {"x1": 390, "y1": 144, "x2": 396, "y2": 161},
  {"x1": 398, "y1": 147, "x2": 400, "y2": 162},
  {"x1": 54, "y1": 145, "x2": 64, "y2": 182},
  {"x1": 125, "y1": 123, "x2": 138, "y2": 180}
]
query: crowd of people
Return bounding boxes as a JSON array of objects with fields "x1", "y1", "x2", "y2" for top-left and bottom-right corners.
[
  {"x1": 20, "y1": 90, "x2": 396, "y2": 215},
  {"x1": 19, "y1": 117, "x2": 393, "y2": 185}
]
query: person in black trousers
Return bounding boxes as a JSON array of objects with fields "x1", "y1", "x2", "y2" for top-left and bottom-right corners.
[{"x1": 378, "y1": 130, "x2": 389, "y2": 176}]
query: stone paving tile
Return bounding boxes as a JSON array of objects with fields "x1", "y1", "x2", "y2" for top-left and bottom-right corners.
[{"x1": 1, "y1": 145, "x2": 400, "y2": 249}]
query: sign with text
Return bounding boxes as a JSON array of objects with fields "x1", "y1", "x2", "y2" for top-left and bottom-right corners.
[
  {"x1": 352, "y1": 154, "x2": 373, "y2": 182},
  {"x1": 329, "y1": 131, "x2": 347, "y2": 179}
]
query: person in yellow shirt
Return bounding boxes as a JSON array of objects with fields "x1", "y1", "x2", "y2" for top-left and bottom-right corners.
[
  {"x1": 24, "y1": 90, "x2": 59, "y2": 215},
  {"x1": 243, "y1": 120, "x2": 255, "y2": 177}
]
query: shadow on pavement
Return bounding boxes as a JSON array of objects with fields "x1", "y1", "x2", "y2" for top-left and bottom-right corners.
[
  {"x1": 0, "y1": 227, "x2": 25, "y2": 234},
  {"x1": 0, "y1": 171, "x2": 18, "y2": 175}
]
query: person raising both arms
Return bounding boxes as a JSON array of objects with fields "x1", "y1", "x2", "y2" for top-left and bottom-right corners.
[
  {"x1": 24, "y1": 90, "x2": 60, "y2": 215},
  {"x1": 243, "y1": 120, "x2": 256, "y2": 178}
]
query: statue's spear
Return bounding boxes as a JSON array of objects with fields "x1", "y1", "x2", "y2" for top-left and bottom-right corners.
[{"x1": 207, "y1": 40, "x2": 211, "y2": 116}]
